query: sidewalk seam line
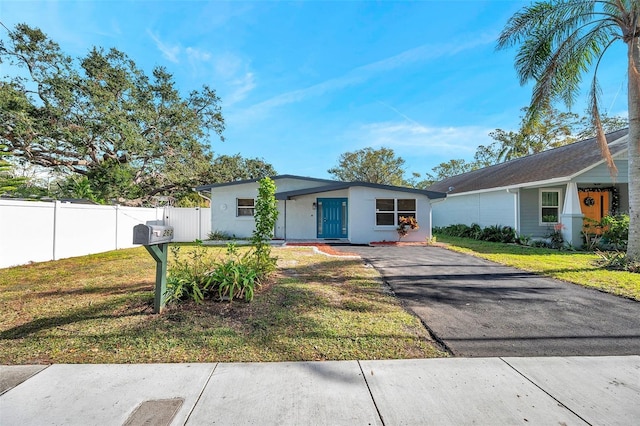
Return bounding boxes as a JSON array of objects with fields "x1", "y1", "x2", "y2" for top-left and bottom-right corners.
[
  {"x1": 357, "y1": 360, "x2": 386, "y2": 426},
  {"x1": 500, "y1": 358, "x2": 593, "y2": 426},
  {"x1": 183, "y1": 363, "x2": 218, "y2": 425}
]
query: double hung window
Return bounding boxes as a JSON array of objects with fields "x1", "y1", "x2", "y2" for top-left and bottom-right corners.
[
  {"x1": 375, "y1": 198, "x2": 416, "y2": 226},
  {"x1": 237, "y1": 198, "x2": 255, "y2": 217},
  {"x1": 540, "y1": 189, "x2": 561, "y2": 224}
]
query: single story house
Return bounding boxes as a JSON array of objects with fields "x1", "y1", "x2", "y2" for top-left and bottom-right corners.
[
  {"x1": 427, "y1": 128, "x2": 630, "y2": 248},
  {"x1": 195, "y1": 175, "x2": 446, "y2": 244}
]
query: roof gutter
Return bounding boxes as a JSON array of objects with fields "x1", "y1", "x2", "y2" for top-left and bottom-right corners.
[{"x1": 192, "y1": 188, "x2": 211, "y2": 203}]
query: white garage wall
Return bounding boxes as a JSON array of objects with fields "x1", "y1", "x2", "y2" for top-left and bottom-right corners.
[{"x1": 432, "y1": 190, "x2": 518, "y2": 230}]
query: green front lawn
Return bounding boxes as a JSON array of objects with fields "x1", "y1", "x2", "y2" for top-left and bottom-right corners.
[
  {"x1": 0, "y1": 246, "x2": 446, "y2": 364},
  {"x1": 436, "y1": 235, "x2": 640, "y2": 301}
]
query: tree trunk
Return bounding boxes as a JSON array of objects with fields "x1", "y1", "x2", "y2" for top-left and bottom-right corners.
[{"x1": 627, "y1": 37, "x2": 640, "y2": 261}]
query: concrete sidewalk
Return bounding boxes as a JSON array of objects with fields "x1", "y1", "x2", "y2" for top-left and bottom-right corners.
[{"x1": 2, "y1": 356, "x2": 638, "y2": 425}]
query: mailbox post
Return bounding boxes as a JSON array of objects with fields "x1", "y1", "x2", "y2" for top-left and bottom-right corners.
[{"x1": 133, "y1": 223, "x2": 174, "y2": 313}]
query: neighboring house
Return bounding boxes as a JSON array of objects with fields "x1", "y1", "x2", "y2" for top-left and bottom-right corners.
[
  {"x1": 427, "y1": 128, "x2": 630, "y2": 248},
  {"x1": 195, "y1": 175, "x2": 446, "y2": 244}
]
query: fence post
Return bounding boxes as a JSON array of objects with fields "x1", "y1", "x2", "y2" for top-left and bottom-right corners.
[
  {"x1": 52, "y1": 200, "x2": 60, "y2": 260},
  {"x1": 197, "y1": 207, "x2": 201, "y2": 240},
  {"x1": 115, "y1": 204, "x2": 120, "y2": 250}
]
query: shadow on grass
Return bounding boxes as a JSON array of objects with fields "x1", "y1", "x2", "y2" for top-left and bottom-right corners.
[
  {"x1": 1, "y1": 250, "x2": 441, "y2": 362},
  {"x1": 0, "y1": 296, "x2": 151, "y2": 340}
]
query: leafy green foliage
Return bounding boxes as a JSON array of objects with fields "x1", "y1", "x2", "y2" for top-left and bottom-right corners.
[
  {"x1": 0, "y1": 145, "x2": 25, "y2": 194},
  {"x1": 206, "y1": 154, "x2": 276, "y2": 183},
  {"x1": 207, "y1": 230, "x2": 235, "y2": 241},
  {"x1": 594, "y1": 251, "x2": 640, "y2": 274},
  {"x1": 0, "y1": 24, "x2": 224, "y2": 205},
  {"x1": 434, "y1": 223, "x2": 516, "y2": 244},
  {"x1": 583, "y1": 214, "x2": 629, "y2": 251},
  {"x1": 545, "y1": 224, "x2": 566, "y2": 250},
  {"x1": 251, "y1": 177, "x2": 279, "y2": 275},
  {"x1": 166, "y1": 243, "x2": 263, "y2": 304},
  {"x1": 497, "y1": 0, "x2": 639, "y2": 260},
  {"x1": 210, "y1": 249, "x2": 259, "y2": 302},
  {"x1": 417, "y1": 159, "x2": 476, "y2": 187},
  {"x1": 166, "y1": 179, "x2": 280, "y2": 305},
  {"x1": 165, "y1": 244, "x2": 218, "y2": 304},
  {"x1": 328, "y1": 147, "x2": 407, "y2": 185}
]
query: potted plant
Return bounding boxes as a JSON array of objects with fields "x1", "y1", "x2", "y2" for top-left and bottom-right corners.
[{"x1": 397, "y1": 216, "x2": 419, "y2": 240}]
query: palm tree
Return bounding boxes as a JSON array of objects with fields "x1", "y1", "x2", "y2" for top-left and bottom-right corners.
[{"x1": 498, "y1": 0, "x2": 640, "y2": 260}]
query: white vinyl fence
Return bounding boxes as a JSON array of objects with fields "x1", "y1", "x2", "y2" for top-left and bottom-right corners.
[
  {"x1": 164, "y1": 206, "x2": 211, "y2": 243},
  {"x1": 0, "y1": 200, "x2": 211, "y2": 269}
]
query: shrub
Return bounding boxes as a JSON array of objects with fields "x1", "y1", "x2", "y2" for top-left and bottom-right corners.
[
  {"x1": 166, "y1": 243, "x2": 265, "y2": 304},
  {"x1": 594, "y1": 250, "x2": 640, "y2": 274},
  {"x1": 251, "y1": 177, "x2": 279, "y2": 275},
  {"x1": 582, "y1": 214, "x2": 629, "y2": 251},
  {"x1": 601, "y1": 214, "x2": 629, "y2": 250},
  {"x1": 209, "y1": 244, "x2": 260, "y2": 301},
  {"x1": 397, "y1": 216, "x2": 419, "y2": 239},
  {"x1": 207, "y1": 230, "x2": 234, "y2": 241},
  {"x1": 436, "y1": 223, "x2": 516, "y2": 243},
  {"x1": 545, "y1": 223, "x2": 565, "y2": 249},
  {"x1": 165, "y1": 243, "x2": 218, "y2": 304}
]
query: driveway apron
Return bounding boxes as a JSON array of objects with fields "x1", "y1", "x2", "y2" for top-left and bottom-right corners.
[{"x1": 343, "y1": 246, "x2": 640, "y2": 357}]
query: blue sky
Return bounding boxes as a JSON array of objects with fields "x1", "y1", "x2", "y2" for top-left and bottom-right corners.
[{"x1": 0, "y1": 1, "x2": 629, "y2": 181}]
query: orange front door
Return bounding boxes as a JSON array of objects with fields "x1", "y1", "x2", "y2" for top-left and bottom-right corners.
[{"x1": 580, "y1": 191, "x2": 610, "y2": 234}]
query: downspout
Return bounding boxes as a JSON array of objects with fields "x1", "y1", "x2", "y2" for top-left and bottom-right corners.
[
  {"x1": 193, "y1": 188, "x2": 211, "y2": 205},
  {"x1": 284, "y1": 199, "x2": 287, "y2": 240},
  {"x1": 506, "y1": 188, "x2": 520, "y2": 235},
  {"x1": 429, "y1": 197, "x2": 447, "y2": 240}
]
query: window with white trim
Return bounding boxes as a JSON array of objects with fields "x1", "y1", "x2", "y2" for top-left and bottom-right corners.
[
  {"x1": 540, "y1": 189, "x2": 561, "y2": 224},
  {"x1": 237, "y1": 198, "x2": 255, "y2": 217},
  {"x1": 375, "y1": 198, "x2": 416, "y2": 226}
]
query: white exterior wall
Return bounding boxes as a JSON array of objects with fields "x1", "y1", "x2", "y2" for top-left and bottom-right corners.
[
  {"x1": 281, "y1": 190, "x2": 349, "y2": 240},
  {"x1": 348, "y1": 187, "x2": 431, "y2": 244},
  {"x1": 432, "y1": 190, "x2": 518, "y2": 230},
  {"x1": 208, "y1": 178, "x2": 435, "y2": 244},
  {"x1": 210, "y1": 178, "x2": 338, "y2": 239},
  {"x1": 209, "y1": 183, "x2": 258, "y2": 239},
  {"x1": 0, "y1": 200, "x2": 163, "y2": 269}
]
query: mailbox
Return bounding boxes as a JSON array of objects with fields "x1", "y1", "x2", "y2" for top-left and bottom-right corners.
[
  {"x1": 133, "y1": 222, "x2": 174, "y2": 314},
  {"x1": 133, "y1": 224, "x2": 174, "y2": 245}
]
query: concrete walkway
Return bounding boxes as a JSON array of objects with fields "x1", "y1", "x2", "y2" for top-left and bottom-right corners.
[{"x1": 2, "y1": 356, "x2": 639, "y2": 425}]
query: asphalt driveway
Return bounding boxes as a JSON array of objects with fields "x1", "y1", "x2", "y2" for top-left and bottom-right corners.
[{"x1": 340, "y1": 246, "x2": 640, "y2": 357}]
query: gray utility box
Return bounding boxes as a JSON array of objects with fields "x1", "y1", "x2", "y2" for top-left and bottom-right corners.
[{"x1": 133, "y1": 224, "x2": 174, "y2": 245}]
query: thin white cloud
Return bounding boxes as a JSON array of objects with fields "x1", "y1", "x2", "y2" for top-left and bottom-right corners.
[
  {"x1": 227, "y1": 72, "x2": 256, "y2": 105},
  {"x1": 248, "y1": 32, "x2": 497, "y2": 113},
  {"x1": 210, "y1": 52, "x2": 257, "y2": 106},
  {"x1": 350, "y1": 121, "x2": 493, "y2": 157},
  {"x1": 147, "y1": 30, "x2": 180, "y2": 63},
  {"x1": 186, "y1": 47, "x2": 212, "y2": 63}
]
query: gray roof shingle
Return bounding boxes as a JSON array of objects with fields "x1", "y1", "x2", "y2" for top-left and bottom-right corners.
[{"x1": 427, "y1": 128, "x2": 629, "y2": 195}]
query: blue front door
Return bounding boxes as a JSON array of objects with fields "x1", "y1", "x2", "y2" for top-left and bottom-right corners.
[{"x1": 317, "y1": 198, "x2": 348, "y2": 239}]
